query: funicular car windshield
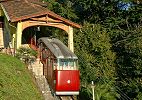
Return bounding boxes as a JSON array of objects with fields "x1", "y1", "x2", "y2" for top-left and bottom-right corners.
[{"x1": 59, "y1": 59, "x2": 78, "y2": 70}]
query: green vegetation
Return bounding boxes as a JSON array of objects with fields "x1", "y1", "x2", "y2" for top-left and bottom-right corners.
[
  {"x1": 74, "y1": 23, "x2": 119, "y2": 100},
  {"x1": 0, "y1": 54, "x2": 43, "y2": 100},
  {"x1": 42, "y1": 0, "x2": 142, "y2": 99},
  {"x1": 16, "y1": 47, "x2": 37, "y2": 64}
]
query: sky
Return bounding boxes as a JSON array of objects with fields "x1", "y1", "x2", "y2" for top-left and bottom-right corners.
[{"x1": 117, "y1": 1, "x2": 133, "y2": 10}]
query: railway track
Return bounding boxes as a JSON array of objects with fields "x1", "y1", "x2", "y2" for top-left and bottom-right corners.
[
  {"x1": 49, "y1": 85, "x2": 77, "y2": 100},
  {"x1": 54, "y1": 95, "x2": 77, "y2": 100}
]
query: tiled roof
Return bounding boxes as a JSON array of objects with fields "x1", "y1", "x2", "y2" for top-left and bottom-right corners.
[{"x1": 0, "y1": 0, "x2": 81, "y2": 28}]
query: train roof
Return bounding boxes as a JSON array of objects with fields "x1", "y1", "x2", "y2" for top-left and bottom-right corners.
[{"x1": 38, "y1": 37, "x2": 78, "y2": 59}]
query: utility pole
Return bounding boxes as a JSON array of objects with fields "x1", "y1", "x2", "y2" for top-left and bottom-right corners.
[{"x1": 91, "y1": 81, "x2": 95, "y2": 100}]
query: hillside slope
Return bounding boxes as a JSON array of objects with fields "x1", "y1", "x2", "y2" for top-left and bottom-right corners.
[{"x1": 0, "y1": 54, "x2": 43, "y2": 100}]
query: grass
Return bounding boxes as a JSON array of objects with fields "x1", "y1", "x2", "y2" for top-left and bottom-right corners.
[{"x1": 0, "y1": 53, "x2": 43, "y2": 100}]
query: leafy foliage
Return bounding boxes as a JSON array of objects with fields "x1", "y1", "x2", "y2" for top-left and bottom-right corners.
[
  {"x1": 42, "y1": 0, "x2": 142, "y2": 99},
  {"x1": 114, "y1": 25, "x2": 142, "y2": 99},
  {"x1": 43, "y1": 0, "x2": 78, "y2": 21},
  {"x1": 74, "y1": 23, "x2": 118, "y2": 99},
  {"x1": 16, "y1": 47, "x2": 37, "y2": 64}
]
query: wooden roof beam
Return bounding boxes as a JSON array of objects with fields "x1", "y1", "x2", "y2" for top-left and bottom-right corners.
[{"x1": 30, "y1": 17, "x2": 63, "y2": 23}]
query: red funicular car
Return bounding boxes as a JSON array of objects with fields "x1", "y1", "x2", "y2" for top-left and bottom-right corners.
[{"x1": 38, "y1": 37, "x2": 80, "y2": 95}]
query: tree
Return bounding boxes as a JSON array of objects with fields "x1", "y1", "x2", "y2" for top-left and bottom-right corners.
[
  {"x1": 43, "y1": 0, "x2": 78, "y2": 21},
  {"x1": 42, "y1": 0, "x2": 142, "y2": 99},
  {"x1": 74, "y1": 23, "x2": 118, "y2": 100}
]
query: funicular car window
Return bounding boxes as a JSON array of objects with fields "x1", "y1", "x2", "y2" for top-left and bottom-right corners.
[
  {"x1": 42, "y1": 49, "x2": 48, "y2": 59},
  {"x1": 48, "y1": 58, "x2": 50, "y2": 66},
  {"x1": 53, "y1": 59, "x2": 57, "y2": 70},
  {"x1": 59, "y1": 59, "x2": 77, "y2": 68}
]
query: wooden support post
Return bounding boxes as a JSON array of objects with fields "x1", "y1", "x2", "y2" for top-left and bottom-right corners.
[
  {"x1": 12, "y1": 34, "x2": 15, "y2": 47},
  {"x1": 16, "y1": 22, "x2": 22, "y2": 49},
  {"x1": 68, "y1": 26, "x2": 74, "y2": 52}
]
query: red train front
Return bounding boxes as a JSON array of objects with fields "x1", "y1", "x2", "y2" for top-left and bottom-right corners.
[
  {"x1": 38, "y1": 37, "x2": 80, "y2": 95},
  {"x1": 55, "y1": 59, "x2": 80, "y2": 95}
]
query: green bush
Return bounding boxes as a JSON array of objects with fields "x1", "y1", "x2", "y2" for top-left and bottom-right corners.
[{"x1": 15, "y1": 47, "x2": 38, "y2": 64}]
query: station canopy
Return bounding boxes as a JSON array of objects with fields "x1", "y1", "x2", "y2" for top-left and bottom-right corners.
[{"x1": 0, "y1": 0, "x2": 81, "y2": 28}]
